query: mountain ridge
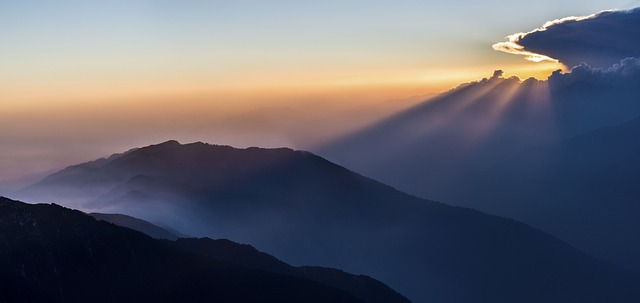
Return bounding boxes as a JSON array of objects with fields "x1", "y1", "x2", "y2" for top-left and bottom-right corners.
[
  {"x1": 0, "y1": 196, "x2": 408, "y2": 303},
  {"x1": 319, "y1": 72, "x2": 640, "y2": 273},
  {"x1": 15, "y1": 140, "x2": 640, "y2": 303},
  {"x1": 89, "y1": 212, "x2": 183, "y2": 240}
]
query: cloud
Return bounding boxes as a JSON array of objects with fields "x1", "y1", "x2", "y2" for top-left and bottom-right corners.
[
  {"x1": 493, "y1": 8, "x2": 640, "y2": 68},
  {"x1": 548, "y1": 57, "x2": 640, "y2": 88},
  {"x1": 492, "y1": 38, "x2": 559, "y2": 63}
]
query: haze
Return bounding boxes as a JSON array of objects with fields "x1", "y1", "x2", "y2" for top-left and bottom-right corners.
[{"x1": 2, "y1": 0, "x2": 640, "y2": 183}]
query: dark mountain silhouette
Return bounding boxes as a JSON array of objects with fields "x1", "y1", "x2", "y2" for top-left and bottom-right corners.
[
  {"x1": 87, "y1": 211, "x2": 408, "y2": 303},
  {"x1": 320, "y1": 66, "x2": 640, "y2": 273},
  {"x1": 16, "y1": 140, "x2": 640, "y2": 303},
  {"x1": 89, "y1": 212, "x2": 183, "y2": 240},
  {"x1": 171, "y1": 238, "x2": 410, "y2": 303},
  {"x1": 0, "y1": 196, "x2": 414, "y2": 303}
]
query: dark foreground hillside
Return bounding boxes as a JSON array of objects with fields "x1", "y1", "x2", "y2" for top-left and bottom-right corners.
[
  {"x1": 90, "y1": 212, "x2": 410, "y2": 303},
  {"x1": 0, "y1": 197, "x2": 408, "y2": 303}
]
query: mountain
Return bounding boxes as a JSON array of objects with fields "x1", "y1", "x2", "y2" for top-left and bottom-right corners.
[
  {"x1": 471, "y1": 114, "x2": 640, "y2": 272},
  {"x1": 16, "y1": 140, "x2": 640, "y2": 302},
  {"x1": 88, "y1": 211, "x2": 409, "y2": 303},
  {"x1": 170, "y1": 238, "x2": 410, "y2": 303},
  {"x1": 319, "y1": 70, "x2": 640, "y2": 273},
  {"x1": 0, "y1": 196, "x2": 371, "y2": 303},
  {"x1": 89, "y1": 212, "x2": 183, "y2": 240}
]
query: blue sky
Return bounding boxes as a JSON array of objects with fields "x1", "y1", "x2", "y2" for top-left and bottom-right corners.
[{"x1": 3, "y1": 0, "x2": 639, "y2": 90}]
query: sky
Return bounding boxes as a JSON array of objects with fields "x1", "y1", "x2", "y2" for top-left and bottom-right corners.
[{"x1": 2, "y1": 0, "x2": 640, "y2": 184}]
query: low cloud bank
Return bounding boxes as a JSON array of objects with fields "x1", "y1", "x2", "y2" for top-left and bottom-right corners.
[{"x1": 548, "y1": 57, "x2": 640, "y2": 87}]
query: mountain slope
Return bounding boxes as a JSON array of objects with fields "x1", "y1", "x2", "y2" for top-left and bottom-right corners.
[
  {"x1": 171, "y1": 238, "x2": 411, "y2": 303},
  {"x1": 16, "y1": 140, "x2": 640, "y2": 303},
  {"x1": 319, "y1": 72, "x2": 640, "y2": 273},
  {"x1": 85, "y1": 212, "x2": 410, "y2": 303},
  {"x1": 90, "y1": 212, "x2": 182, "y2": 240},
  {"x1": 473, "y1": 114, "x2": 640, "y2": 272},
  {"x1": 0, "y1": 197, "x2": 368, "y2": 303}
]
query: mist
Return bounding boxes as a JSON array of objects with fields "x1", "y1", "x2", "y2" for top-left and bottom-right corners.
[{"x1": 319, "y1": 58, "x2": 640, "y2": 273}]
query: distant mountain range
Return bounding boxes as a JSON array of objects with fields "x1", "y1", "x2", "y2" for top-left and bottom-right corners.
[
  {"x1": 480, "y1": 114, "x2": 640, "y2": 272},
  {"x1": 320, "y1": 71, "x2": 640, "y2": 273},
  {"x1": 15, "y1": 140, "x2": 640, "y2": 303},
  {"x1": 0, "y1": 196, "x2": 408, "y2": 303}
]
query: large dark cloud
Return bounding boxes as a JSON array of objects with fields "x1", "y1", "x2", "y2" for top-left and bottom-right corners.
[{"x1": 494, "y1": 8, "x2": 640, "y2": 68}]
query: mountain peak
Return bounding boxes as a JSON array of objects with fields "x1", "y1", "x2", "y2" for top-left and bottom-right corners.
[
  {"x1": 146, "y1": 140, "x2": 183, "y2": 150},
  {"x1": 160, "y1": 139, "x2": 181, "y2": 145}
]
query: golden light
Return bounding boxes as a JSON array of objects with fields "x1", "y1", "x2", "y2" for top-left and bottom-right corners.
[{"x1": 492, "y1": 39, "x2": 559, "y2": 63}]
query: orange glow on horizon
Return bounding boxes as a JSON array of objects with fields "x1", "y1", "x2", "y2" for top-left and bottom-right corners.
[
  {"x1": 0, "y1": 56, "x2": 567, "y2": 184},
  {"x1": 1, "y1": 60, "x2": 563, "y2": 110}
]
